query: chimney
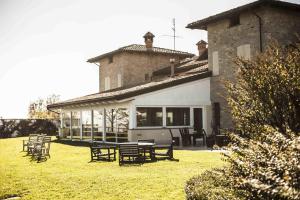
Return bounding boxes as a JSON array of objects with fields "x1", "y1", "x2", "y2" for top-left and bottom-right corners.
[
  {"x1": 196, "y1": 40, "x2": 207, "y2": 56},
  {"x1": 170, "y1": 58, "x2": 175, "y2": 77},
  {"x1": 143, "y1": 32, "x2": 155, "y2": 49}
]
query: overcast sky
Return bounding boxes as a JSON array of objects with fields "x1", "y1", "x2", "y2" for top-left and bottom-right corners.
[{"x1": 0, "y1": 0, "x2": 299, "y2": 118}]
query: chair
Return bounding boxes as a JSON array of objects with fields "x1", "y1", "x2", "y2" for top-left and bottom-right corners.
[
  {"x1": 152, "y1": 144, "x2": 173, "y2": 160},
  {"x1": 22, "y1": 134, "x2": 38, "y2": 151},
  {"x1": 90, "y1": 142, "x2": 116, "y2": 162},
  {"x1": 179, "y1": 128, "x2": 192, "y2": 146},
  {"x1": 40, "y1": 136, "x2": 52, "y2": 159},
  {"x1": 168, "y1": 129, "x2": 180, "y2": 146},
  {"x1": 192, "y1": 129, "x2": 207, "y2": 146},
  {"x1": 119, "y1": 143, "x2": 142, "y2": 166},
  {"x1": 27, "y1": 135, "x2": 44, "y2": 155},
  {"x1": 33, "y1": 136, "x2": 51, "y2": 161}
]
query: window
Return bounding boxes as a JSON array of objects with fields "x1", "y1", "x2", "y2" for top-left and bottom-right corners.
[
  {"x1": 117, "y1": 74, "x2": 122, "y2": 87},
  {"x1": 212, "y1": 51, "x2": 219, "y2": 76},
  {"x1": 108, "y1": 56, "x2": 113, "y2": 63},
  {"x1": 229, "y1": 15, "x2": 240, "y2": 27},
  {"x1": 166, "y1": 107, "x2": 190, "y2": 126},
  {"x1": 136, "y1": 107, "x2": 162, "y2": 127},
  {"x1": 145, "y1": 73, "x2": 150, "y2": 81},
  {"x1": 104, "y1": 77, "x2": 110, "y2": 91},
  {"x1": 237, "y1": 44, "x2": 251, "y2": 60}
]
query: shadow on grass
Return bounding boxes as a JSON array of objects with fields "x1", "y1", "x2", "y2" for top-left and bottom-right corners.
[{"x1": 51, "y1": 139, "x2": 90, "y2": 147}]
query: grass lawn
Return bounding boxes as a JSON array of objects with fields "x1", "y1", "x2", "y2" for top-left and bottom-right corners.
[{"x1": 0, "y1": 137, "x2": 224, "y2": 200}]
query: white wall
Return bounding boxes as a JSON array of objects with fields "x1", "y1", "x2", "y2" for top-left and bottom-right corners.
[{"x1": 132, "y1": 78, "x2": 211, "y2": 106}]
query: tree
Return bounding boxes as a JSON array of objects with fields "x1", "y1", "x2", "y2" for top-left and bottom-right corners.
[
  {"x1": 28, "y1": 94, "x2": 60, "y2": 119},
  {"x1": 223, "y1": 40, "x2": 300, "y2": 199}
]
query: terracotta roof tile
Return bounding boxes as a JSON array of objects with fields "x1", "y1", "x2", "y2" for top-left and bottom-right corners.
[{"x1": 87, "y1": 44, "x2": 194, "y2": 63}]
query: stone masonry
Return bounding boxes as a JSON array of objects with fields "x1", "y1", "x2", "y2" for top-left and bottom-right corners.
[{"x1": 207, "y1": 5, "x2": 300, "y2": 130}]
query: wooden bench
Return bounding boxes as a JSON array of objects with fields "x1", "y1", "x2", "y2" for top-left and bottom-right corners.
[{"x1": 118, "y1": 143, "x2": 142, "y2": 166}]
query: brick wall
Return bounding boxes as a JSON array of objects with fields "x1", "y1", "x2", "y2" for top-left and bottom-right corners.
[
  {"x1": 207, "y1": 5, "x2": 300, "y2": 129},
  {"x1": 99, "y1": 52, "x2": 183, "y2": 92}
]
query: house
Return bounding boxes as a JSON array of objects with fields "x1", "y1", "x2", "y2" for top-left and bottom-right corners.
[
  {"x1": 48, "y1": 32, "x2": 210, "y2": 144},
  {"x1": 48, "y1": 0, "x2": 300, "y2": 145},
  {"x1": 186, "y1": 0, "x2": 300, "y2": 133}
]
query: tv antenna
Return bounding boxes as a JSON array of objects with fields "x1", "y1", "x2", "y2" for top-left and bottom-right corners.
[{"x1": 161, "y1": 18, "x2": 183, "y2": 50}]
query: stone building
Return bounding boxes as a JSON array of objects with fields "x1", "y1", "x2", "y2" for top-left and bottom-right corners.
[
  {"x1": 186, "y1": 0, "x2": 300, "y2": 132},
  {"x1": 87, "y1": 32, "x2": 194, "y2": 92}
]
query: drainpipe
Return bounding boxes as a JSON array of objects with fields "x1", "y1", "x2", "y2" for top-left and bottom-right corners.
[{"x1": 253, "y1": 12, "x2": 263, "y2": 52}]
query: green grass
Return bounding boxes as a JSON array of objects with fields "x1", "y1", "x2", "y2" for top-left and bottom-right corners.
[{"x1": 0, "y1": 137, "x2": 224, "y2": 200}]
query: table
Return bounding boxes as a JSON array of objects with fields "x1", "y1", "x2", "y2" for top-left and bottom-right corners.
[{"x1": 138, "y1": 142, "x2": 155, "y2": 161}]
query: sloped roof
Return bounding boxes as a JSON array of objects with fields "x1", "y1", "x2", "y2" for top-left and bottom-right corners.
[
  {"x1": 152, "y1": 50, "x2": 208, "y2": 77},
  {"x1": 87, "y1": 44, "x2": 194, "y2": 63},
  {"x1": 47, "y1": 65, "x2": 210, "y2": 109},
  {"x1": 186, "y1": 0, "x2": 300, "y2": 30}
]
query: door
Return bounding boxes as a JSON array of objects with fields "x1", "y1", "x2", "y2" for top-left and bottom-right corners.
[{"x1": 193, "y1": 108, "x2": 203, "y2": 131}]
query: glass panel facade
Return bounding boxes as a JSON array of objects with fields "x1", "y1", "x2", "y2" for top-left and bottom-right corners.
[
  {"x1": 136, "y1": 107, "x2": 163, "y2": 127},
  {"x1": 82, "y1": 111, "x2": 92, "y2": 140},
  {"x1": 71, "y1": 111, "x2": 80, "y2": 139},
  {"x1": 62, "y1": 112, "x2": 71, "y2": 139},
  {"x1": 93, "y1": 110, "x2": 103, "y2": 141},
  {"x1": 166, "y1": 107, "x2": 190, "y2": 126}
]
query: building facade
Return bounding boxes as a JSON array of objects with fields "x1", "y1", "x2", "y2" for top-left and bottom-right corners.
[{"x1": 187, "y1": 0, "x2": 300, "y2": 131}]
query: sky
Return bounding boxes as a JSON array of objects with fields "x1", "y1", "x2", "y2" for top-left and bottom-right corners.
[{"x1": 0, "y1": 0, "x2": 299, "y2": 118}]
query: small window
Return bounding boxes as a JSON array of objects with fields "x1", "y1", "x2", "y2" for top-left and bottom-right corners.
[
  {"x1": 104, "y1": 77, "x2": 110, "y2": 91},
  {"x1": 136, "y1": 107, "x2": 162, "y2": 127},
  {"x1": 229, "y1": 15, "x2": 240, "y2": 28},
  {"x1": 166, "y1": 107, "x2": 190, "y2": 126},
  {"x1": 212, "y1": 51, "x2": 219, "y2": 76},
  {"x1": 145, "y1": 73, "x2": 149, "y2": 81},
  {"x1": 117, "y1": 74, "x2": 122, "y2": 87},
  {"x1": 237, "y1": 44, "x2": 251, "y2": 60},
  {"x1": 108, "y1": 56, "x2": 113, "y2": 63}
]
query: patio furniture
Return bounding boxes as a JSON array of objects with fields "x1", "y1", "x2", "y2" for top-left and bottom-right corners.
[
  {"x1": 138, "y1": 140, "x2": 155, "y2": 161},
  {"x1": 168, "y1": 129, "x2": 179, "y2": 146},
  {"x1": 27, "y1": 135, "x2": 44, "y2": 155},
  {"x1": 179, "y1": 128, "x2": 192, "y2": 146},
  {"x1": 119, "y1": 143, "x2": 142, "y2": 166},
  {"x1": 22, "y1": 134, "x2": 38, "y2": 151},
  {"x1": 90, "y1": 142, "x2": 116, "y2": 162},
  {"x1": 33, "y1": 136, "x2": 52, "y2": 161},
  {"x1": 152, "y1": 144, "x2": 173, "y2": 160},
  {"x1": 192, "y1": 129, "x2": 207, "y2": 146}
]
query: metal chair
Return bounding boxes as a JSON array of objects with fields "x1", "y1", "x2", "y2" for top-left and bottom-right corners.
[{"x1": 179, "y1": 128, "x2": 192, "y2": 146}]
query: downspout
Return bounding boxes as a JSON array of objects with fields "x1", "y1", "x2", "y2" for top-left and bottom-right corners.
[{"x1": 253, "y1": 12, "x2": 263, "y2": 52}]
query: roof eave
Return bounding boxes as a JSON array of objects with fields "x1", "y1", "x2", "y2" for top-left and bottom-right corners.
[{"x1": 47, "y1": 71, "x2": 212, "y2": 109}]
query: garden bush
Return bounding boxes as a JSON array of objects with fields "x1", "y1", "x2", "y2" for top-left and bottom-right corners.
[{"x1": 0, "y1": 119, "x2": 59, "y2": 138}]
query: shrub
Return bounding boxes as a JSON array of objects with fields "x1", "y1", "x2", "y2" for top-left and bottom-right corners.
[{"x1": 185, "y1": 169, "x2": 246, "y2": 200}]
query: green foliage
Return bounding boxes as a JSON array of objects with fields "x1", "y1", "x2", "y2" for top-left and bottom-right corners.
[
  {"x1": 0, "y1": 119, "x2": 58, "y2": 138},
  {"x1": 185, "y1": 168, "x2": 246, "y2": 200},
  {"x1": 226, "y1": 41, "x2": 300, "y2": 137},
  {"x1": 223, "y1": 41, "x2": 300, "y2": 199}
]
